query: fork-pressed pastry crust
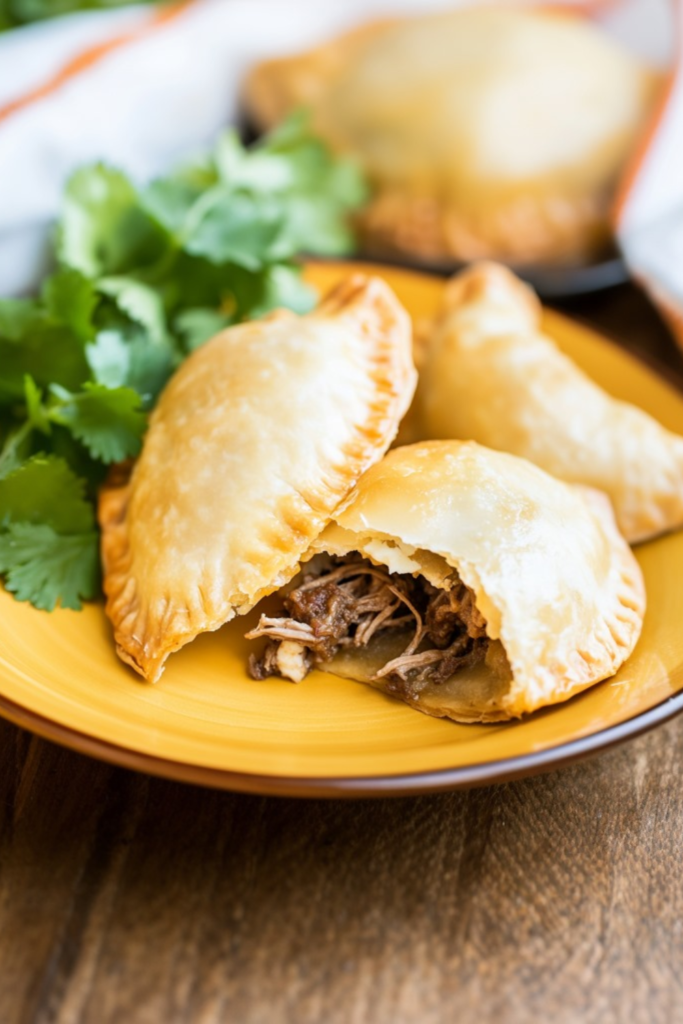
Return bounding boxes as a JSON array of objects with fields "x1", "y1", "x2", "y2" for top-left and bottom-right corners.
[
  {"x1": 304, "y1": 441, "x2": 645, "y2": 722},
  {"x1": 417, "y1": 262, "x2": 683, "y2": 543},
  {"x1": 99, "y1": 275, "x2": 416, "y2": 682},
  {"x1": 245, "y1": 8, "x2": 660, "y2": 266}
]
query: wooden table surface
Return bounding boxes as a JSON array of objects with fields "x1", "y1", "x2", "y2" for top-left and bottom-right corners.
[{"x1": 1, "y1": 284, "x2": 683, "y2": 1024}]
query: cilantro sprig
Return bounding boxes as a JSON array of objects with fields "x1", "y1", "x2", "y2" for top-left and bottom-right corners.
[
  {"x1": 0, "y1": 113, "x2": 368, "y2": 609},
  {"x1": 0, "y1": 456, "x2": 99, "y2": 610}
]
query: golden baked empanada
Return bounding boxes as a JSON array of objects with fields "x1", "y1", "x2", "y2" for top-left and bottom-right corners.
[
  {"x1": 247, "y1": 441, "x2": 644, "y2": 722},
  {"x1": 100, "y1": 275, "x2": 416, "y2": 682},
  {"x1": 417, "y1": 262, "x2": 683, "y2": 543},
  {"x1": 245, "y1": 8, "x2": 660, "y2": 266}
]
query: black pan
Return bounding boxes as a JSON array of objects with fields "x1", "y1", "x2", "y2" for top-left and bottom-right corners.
[{"x1": 348, "y1": 250, "x2": 629, "y2": 300}]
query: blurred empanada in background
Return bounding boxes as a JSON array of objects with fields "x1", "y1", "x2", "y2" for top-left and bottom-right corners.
[
  {"x1": 99, "y1": 276, "x2": 416, "y2": 683},
  {"x1": 245, "y1": 7, "x2": 661, "y2": 267},
  {"x1": 246, "y1": 441, "x2": 645, "y2": 722},
  {"x1": 416, "y1": 262, "x2": 683, "y2": 543}
]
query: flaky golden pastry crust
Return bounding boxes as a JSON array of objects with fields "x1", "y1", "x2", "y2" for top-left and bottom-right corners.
[
  {"x1": 245, "y1": 9, "x2": 660, "y2": 266},
  {"x1": 307, "y1": 441, "x2": 644, "y2": 721},
  {"x1": 100, "y1": 276, "x2": 416, "y2": 682},
  {"x1": 417, "y1": 262, "x2": 683, "y2": 543}
]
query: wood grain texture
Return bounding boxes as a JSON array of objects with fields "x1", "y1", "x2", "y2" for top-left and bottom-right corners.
[
  {"x1": 1, "y1": 716, "x2": 683, "y2": 1024},
  {"x1": 1, "y1": 283, "x2": 683, "y2": 1024}
]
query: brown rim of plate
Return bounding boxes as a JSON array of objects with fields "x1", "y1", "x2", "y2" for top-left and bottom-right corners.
[
  {"x1": 329, "y1": 250, "x2": 629, "y2": 298},
  {"x1": 2, "y1": 296, "x2": 683, "y2": 798},
  {"x1": 0, "y1": 686, "x2": 682, "y2": 798}
]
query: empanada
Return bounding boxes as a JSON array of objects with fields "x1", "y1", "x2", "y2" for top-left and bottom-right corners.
[
  {"x1": 100, "y1": 275, "x2": 416, "y2": 682},
  {"x1": 417, "y1": 262, "x2": 683, "y2": 543},
  {"x1": 245, "y1": 8, "x2": 660, "y2": 266},
  {"x1": 246, "y1": 441, "x2": 644, "y2": 722}
]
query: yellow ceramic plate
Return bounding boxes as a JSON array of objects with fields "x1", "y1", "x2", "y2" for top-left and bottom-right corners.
[{"x1": 1, "y1": 261, "x2": 683, "y2": 797}]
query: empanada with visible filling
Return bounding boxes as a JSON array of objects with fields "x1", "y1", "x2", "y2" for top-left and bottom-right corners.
[
  {"x1": 245, "y1": 8, "x2": 660, "y2": 266},
  {"x1": 246, "y1": 441, "x2": 645, "y2": 722},
  {"x1": 417, "y1": 262, "x2": 683, "y2": 544},
  {"x1": 100, "y1": 275, "x2": 416, "y2": 682}
]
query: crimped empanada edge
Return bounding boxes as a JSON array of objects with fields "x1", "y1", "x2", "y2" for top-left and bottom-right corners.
[
  {"x1": 500, "y1": 487, "x2": 646, "y2": 718},
  {"x1": 307, "y1": 484, "x2": 645, "y2": 723},
  {"x1": 359, "y1": 187, "x2": 612, "y2": 269},
  {"x1": 99, "y1": 274, "x2": 416, "y2": 683},
  {"x1": 428, "y1": 261, "x2": 683, "y2": 545}
]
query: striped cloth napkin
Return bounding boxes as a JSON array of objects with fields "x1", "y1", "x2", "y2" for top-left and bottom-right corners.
[{"x1": 0, "y1": 0, "x2": 679, "y2": 347}]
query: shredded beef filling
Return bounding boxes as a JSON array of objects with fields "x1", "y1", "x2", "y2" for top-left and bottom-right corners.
[{"x1": 246, "y1": 555, "x2": 489, "y2": 698}]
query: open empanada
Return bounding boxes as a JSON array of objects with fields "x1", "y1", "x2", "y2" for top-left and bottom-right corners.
[
  {"x1": 245, "y1": 8, "x2": 660, "y2": 266},
  {"x1": 246, "y1": 441, "x2": 644, "y2": 722},
  {"x1": 100, "y1": 275, "x2": 416, "y2": 682},
  {"x1": 417, "y1": 262, "x2": 683, "y2": 543}
]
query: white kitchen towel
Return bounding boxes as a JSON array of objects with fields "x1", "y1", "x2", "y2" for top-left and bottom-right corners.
[
  {"x1": 614, "y1": 2, "x2": 683, "y2": 347},
  {"x1": 0, "y1": 0, "x2": 677, "y2": 313}
]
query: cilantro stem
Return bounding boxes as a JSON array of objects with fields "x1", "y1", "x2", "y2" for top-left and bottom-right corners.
[{"x1": 0, "y1": 421, "x2": 33, "y2": 478}]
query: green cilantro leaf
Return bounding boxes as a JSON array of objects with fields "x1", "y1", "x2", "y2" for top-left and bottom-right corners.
[
  {"x1": 86, "y1": 330, "x2": 132, "y2": 389},
  {"x1": 46, "y1": 428, "x2": 108, "y2": 494},
  {"x1": 250, "y1": 264, "x2": 317, "y2": 319},
  {"x1": 97, "y1": 276, "x2": 169, "y2": 344},
  {"x1": 174, "y1": 308, "x2": 233, "y2": 353},
  {"x1": 49, "y1": 383, "x2": 147, "y2": 463},
  {"x1": 0, "y1": 423, "x2": 33, "y2": 481},
  {"x1": 125, "y1": 336, "x2": 175, "y2": 406},
  {"x1": 58, "y1": 164, "x2": 166, "y2": 277},
  {"x1": 42, "y1": 268, "x2": 97, "y2": 341},
  {"x1": 0, "y1": 319, "x2": 91, "y2": 403},
  {"x1": 0, "y1": 297, "x2": 41, "y2": 340},
  {"x1": 272, "y1": 195, "x2": 356, "y2": 258},
  {"x1": 0, "y1": 455, "x2": 94, "y2": 532},
  {"x1": 87, "y1": 327, "x2": 174, "y2": 405},
  {"x1": 213, "y1": 130, "x2": 295, "y2": 192},
  {"x1": 23, "y1": 375, "x2": 51, "y2": 433},
  {"x1": 0, "y1": 113, "x2": 369, "y2": 611},
  {"x1": 143, "y1": 177, "x2": 201, "y2": 236},
  {"x1": 184, "y1": 192, "x2": 284, "y2": 269},
  {"x1": 0, "y1": 523, "x2": 99, "y2": 611}
]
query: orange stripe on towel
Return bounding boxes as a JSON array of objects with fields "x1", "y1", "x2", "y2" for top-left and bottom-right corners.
[
  {"x1": 537, "y1": 0, "x2": 626, "y2": 15},
  {"x1": 0, "y1": 0, "x2": 195, "y2": 125}
]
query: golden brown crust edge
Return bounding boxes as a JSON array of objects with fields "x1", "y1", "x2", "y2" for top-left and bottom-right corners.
[
  {"x1": 357, "y1": 186, "x2": 613, "y2": 268},
  {"x1": 99, "y1": 275, "x2": 416, "y2": 683},
  {"x1": 244, "y1": 20, "x2": 662, "y2": 267},
  {"x1": 353, "y1": 503, "x2": 645, "y2": 724},
  {"x1": 243, "y1": 20, "x2": 394, "y2": 129},
  {"x1": 312, "y1": 443, "x2": 645, "y2": 723},
  {"x1": 500, "y1": 486, "x2": 646, "y2": 720},
  {"x1": 246, "y1": 56, "x2": 612, "y2": 267},
  {"x1": 423, "y1": 261, "x2": 683, "y2": 544}
]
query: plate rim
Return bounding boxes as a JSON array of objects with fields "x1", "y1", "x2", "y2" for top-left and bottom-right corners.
[
  {"x1": 324, "y1": 252, "x2": 629, "y2": 299},
  {"x1": 0, "y1": 685, "x2": 682, "y2": 798},
  {"x1": 2, "y1": 267, "x2": 683, "y2": 797}
]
